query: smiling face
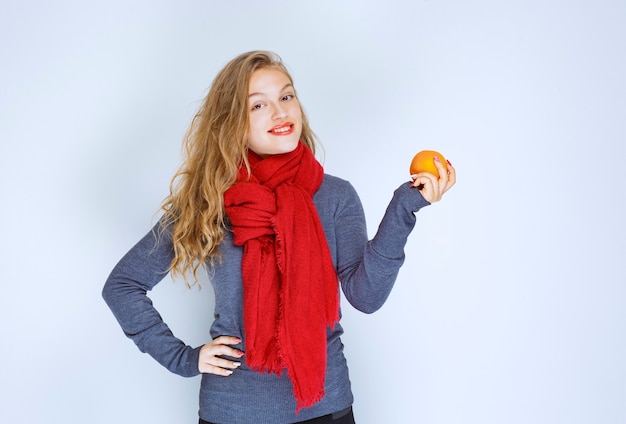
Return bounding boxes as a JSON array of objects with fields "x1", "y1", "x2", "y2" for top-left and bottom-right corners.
[{"x1": 247, "y1": 68, "x2": 303, "y2": 158}]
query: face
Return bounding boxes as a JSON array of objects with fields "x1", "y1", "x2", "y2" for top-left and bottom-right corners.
[{"x1": 247, "y1": 68, "x2": 302, "y2": 158}]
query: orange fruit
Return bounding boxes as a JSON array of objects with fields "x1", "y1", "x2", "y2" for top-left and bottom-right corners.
[{"x1": 409, "y1": 150, "x2": 448, "y2": 178}]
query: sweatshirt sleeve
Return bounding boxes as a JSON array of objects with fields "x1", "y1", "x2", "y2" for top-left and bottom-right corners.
[
  {"x1": 102, "y1": 222, "x2": 202, "y2": 377},
  {"x1": 337, "y1": 181, "x2": 430, "y2": 313}
]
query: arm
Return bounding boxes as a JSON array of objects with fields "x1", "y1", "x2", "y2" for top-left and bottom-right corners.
[
  {"x1": 101, "y1": 222, "x2": 201, "y2": 377},
  {"x1": 336, "y1": 182, "x2": 430, "y2": 313}
]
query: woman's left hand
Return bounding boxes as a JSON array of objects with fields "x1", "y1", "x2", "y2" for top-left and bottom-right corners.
[{"x1": 410, "y1": 156, "x2": 456, "y2": 203}]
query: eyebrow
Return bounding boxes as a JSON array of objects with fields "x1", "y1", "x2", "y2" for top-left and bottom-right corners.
[{"x1": 248, "y1": 83, "x2": 294, "y2": 98}]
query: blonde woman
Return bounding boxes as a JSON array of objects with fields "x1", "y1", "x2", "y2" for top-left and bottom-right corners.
[{"x1": 103, "y1": 50, "x2": 455, "y2": 424}]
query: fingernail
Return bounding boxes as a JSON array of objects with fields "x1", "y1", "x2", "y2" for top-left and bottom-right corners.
[
  {"x1": 446, "y1": 159, "x2": 452, "y2": 166},
  {"x1": 226, "y1": 370, "x2": 234, "y2": 375},
  {"x1": 233, "y1": 362, "x2": 241, "y2": 367},
  {"x1": 434, "y1": 155, "x2": 440, "y2": 162}
]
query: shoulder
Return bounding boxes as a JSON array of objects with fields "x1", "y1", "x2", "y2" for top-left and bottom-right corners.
[
  {"x1": 317, "y1": 173, "x2": 359, "y2": 200},
  {"x1": 314, "y1": 174, "x2": 364, "y2": 220}
]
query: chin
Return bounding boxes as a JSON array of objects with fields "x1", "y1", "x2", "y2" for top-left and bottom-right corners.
[{"x1": 278, "y1": 140, "x2": 300, "y2": 154}]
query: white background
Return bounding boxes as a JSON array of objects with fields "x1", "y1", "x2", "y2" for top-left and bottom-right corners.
[{"x1": 1, "y1": 1, "x2": 625, "y2": 423}]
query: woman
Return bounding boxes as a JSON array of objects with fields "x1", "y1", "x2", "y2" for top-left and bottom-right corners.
[{"x1": 103, "y1": 50, "x2": 455, "y2": 424}]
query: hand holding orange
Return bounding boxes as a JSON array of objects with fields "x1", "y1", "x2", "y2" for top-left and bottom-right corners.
[
  {"x1": 408, "y1": 149, "x2": 456, "y2": 202},
  {"x1": 409, "y1": 150, "x2": 448, "y2": 178}
]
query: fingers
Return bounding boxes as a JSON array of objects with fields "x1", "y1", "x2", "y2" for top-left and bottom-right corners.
[
  {"x1": 198, "y1": 336, "x2": 245, "y2": 376},
  {"x1": 412, "y1": 173, "x2": 439, "y2": 203},
  {"x1": 214, "y1": 335, "x2": 243, "y2": 346},
  {"x1": 433, "y1": 155, "x2": 447, "y2": 182},
  {"x1": 410, "y1": 157, "x2": 456, "y2": 203},
  {"x1": 199, "y1": 358, "x2": 241, "y2": 376},
  {"x1": 411, "y1": 170, "x2": 437, "y2": 189},
  {"x1": 446, "y1": 161, "x2": 456, "y2": 191}
]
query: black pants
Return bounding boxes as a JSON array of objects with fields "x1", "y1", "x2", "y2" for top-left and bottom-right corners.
[{"x1": 199, "y1": 406, "x2": 355, "y2": 424}]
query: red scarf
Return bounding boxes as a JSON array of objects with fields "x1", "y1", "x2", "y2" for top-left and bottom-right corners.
[{"x1": 223, "y1": 143, "x2": 339, "y2": 412}]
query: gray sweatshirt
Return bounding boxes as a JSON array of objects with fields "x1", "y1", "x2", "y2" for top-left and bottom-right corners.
[{"x1": 102, "y1": 175, "x2": 429, "y2": 423}]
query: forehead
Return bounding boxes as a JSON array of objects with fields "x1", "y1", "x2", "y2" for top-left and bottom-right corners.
[{"x1": 248, "y1": 68, "x2": 292, "y2": 94}]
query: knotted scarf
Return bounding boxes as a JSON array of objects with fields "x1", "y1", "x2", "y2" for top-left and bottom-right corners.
[{"x1": 223, "y1": 143, "x2": 339, "y2": 412}]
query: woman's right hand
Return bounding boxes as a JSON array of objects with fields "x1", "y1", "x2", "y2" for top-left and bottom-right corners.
[{"x1": 198, "y1": 336, "x2": 245, "y2": 376}]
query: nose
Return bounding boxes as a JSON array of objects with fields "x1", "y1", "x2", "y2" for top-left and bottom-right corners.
[{"x1": 272, "y1": 102, "x2": 287, "y2": 120}]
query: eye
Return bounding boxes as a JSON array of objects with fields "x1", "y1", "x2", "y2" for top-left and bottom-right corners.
[
  {"x1": 251, "y1": 103, "x2": 265, "y2": 111},
  {"x1": 282, "y1": 94, "x2": 295, "y2": 102}
]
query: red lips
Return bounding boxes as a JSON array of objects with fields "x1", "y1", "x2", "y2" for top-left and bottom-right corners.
[{"x1": 268, "y1": 122, "x2": 294, "y2": 135}]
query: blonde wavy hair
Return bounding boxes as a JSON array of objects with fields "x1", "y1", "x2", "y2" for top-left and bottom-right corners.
[{"x1": 160, "y1": 50, "x2": 319, "y2": 286}]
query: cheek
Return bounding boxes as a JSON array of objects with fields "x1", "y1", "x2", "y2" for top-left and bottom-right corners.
[
  {"x1": 246, "y1": 118, "x2": 260, "y2": 147},
  {"x1": 292, "y1": 107, "x2": 303, "y2": 125},
  {"x1": 247, "y1": 113, "x2": 256, "y2": 128},
  {"x1": 248, "y1": 114, "x2": 264, "y2": 135}
]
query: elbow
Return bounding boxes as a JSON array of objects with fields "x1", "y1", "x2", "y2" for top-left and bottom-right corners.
[
  {"x1": 349, "y1": 296, "x2": 387, "y2": 314},
  {"x1": 101, "y1": 277, "x2": 119, "y2": 307},
  {"x1": 101, "y1": 280, "x2": 113, "y2": 306},
  {"x1": 359, "y1": 305, "x2": 382, "y2": 315}
]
